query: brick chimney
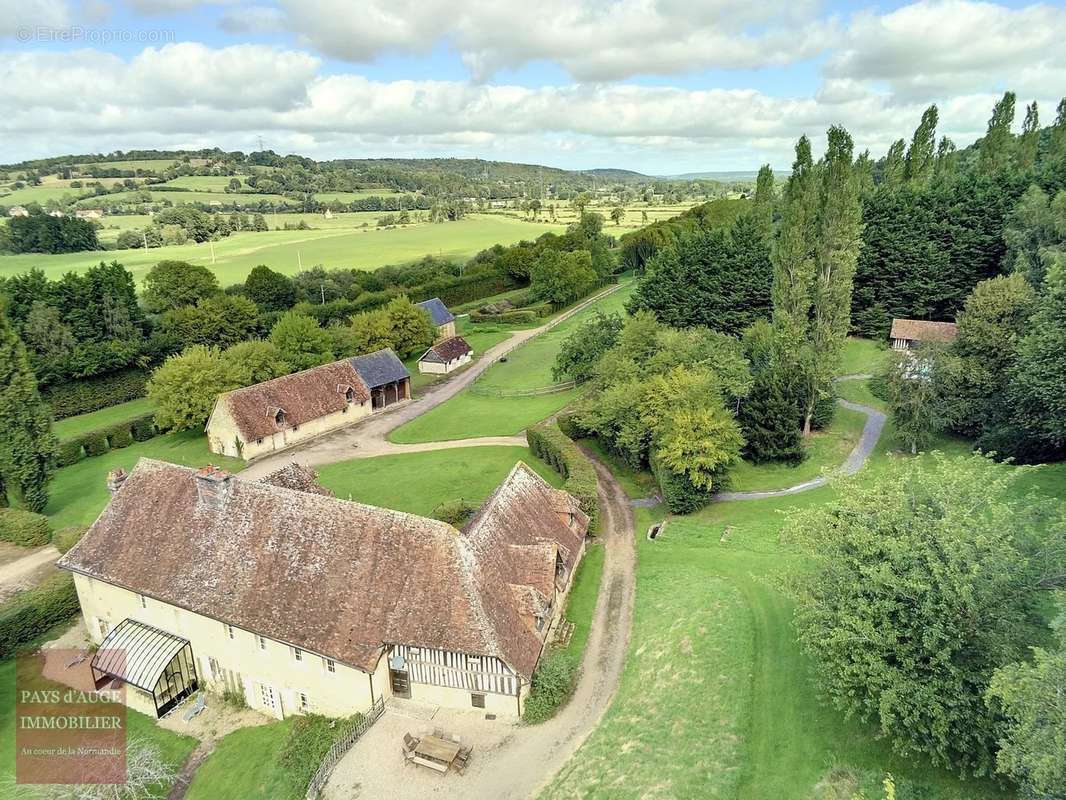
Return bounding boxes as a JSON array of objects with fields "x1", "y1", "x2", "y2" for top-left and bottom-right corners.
[
  {"x1": 106, "y1": 468, "x2": 127, "y2": 495},
  {"x1": 195, "y1": 465, "x2": 233, "y2": 509}
]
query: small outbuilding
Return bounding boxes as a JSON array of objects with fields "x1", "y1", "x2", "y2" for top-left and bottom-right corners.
[
  {"x1": 889, "y1": 318, "x2": 957, "y2": 350},
  {"x1": 417, "y1": 297, "x2": 457, "y2": 341},
  {"x1": 417, "y1": 336, "x2": 474, "y2": 374},
  {"x1": 7, "y1": 206, "x2": 29, "y2": 218}
]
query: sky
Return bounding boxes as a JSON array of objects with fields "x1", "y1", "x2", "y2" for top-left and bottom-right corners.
[{"x1": 1, "y1": 0, "x2": 1064, "y2": 174}]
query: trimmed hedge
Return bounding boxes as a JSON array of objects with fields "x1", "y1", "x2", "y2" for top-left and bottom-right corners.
[
  {"x1": 0, "y1": 572, "x2": 80, "y2": 659},
  {"x1": 522, "y1": 649, "x2": 578, "y2": 723},
  {"x1": 82, "y1": 431, "x2": 108, "y2": 457},
  {"x1": 43, "y1": 368, "x2": 149, "y2": 419},
  {"x1": 0, "y1": 508, "x2": 52, "y2": 547},
  {"x1": 471, "y1": 309, "x2": 538, "y2": 325},
  {"x1": 57, "y1": 412, "x2": 158, "y2": 467},
  {"x1": 52, "y1": 526, "x2": 87, "y2": 555},
  {"x1": 526, "y1": 421, "x2": 599, "y2": 531}
]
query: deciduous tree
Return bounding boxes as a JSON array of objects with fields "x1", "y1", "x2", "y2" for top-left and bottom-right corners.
[{"x1": 142, "y1": 260, "x2": 220, "y2": 313}]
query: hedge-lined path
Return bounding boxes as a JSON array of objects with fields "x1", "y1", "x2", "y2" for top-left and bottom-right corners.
[
  {"x1": 0, "y1": 545, "x2": 59, "y2": 602},
  {"x1": 322, "y1": 450, "x2": 636, "y2": 800},
  {"x1": 240, "y1": 282, "x2": 626, "y2": 480}
]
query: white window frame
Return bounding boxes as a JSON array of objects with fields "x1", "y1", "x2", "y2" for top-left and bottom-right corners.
[
  {"x1": 257, "y1": 635, "x2": 267, "y2": 651},
  {"x1": 225, "y1": 624, "x2": 235, "y2": 640},
  {"x1": 139, "y1": 594, "x2": 147, "y2": 609},
  {"x1": 324, "y1": 658, "x2": 336, "y2": 674},
  {"x1": 299, "y1": 692, "x2": 310, "y2": 712},
  {"x1": 293, "y1": 647, "x2": 303, "y2": 662}
]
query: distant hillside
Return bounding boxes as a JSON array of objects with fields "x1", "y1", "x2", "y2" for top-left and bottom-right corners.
[
  {"x1": 663, "y1": 170, "x2": 766, "y2": 182},
  {"x1": 581, "y1": 168, "x2": 652, "y2": 182}
]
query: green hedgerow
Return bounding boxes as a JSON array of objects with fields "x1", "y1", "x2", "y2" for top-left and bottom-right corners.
[
  {"x1": 0, "y1": 507, "x2": 52, "y2": 547},
  {"x1": 56, "y1": 438, "x2": 85, "y2": 467},
  {"x1": 0, "y1": 572, "x2": 79, "y2": 659},
  {"x1": 81, "y1": 431, "x2": 108, "y2": 457},
  {"x1": 107, "y1": 425, "x2": 134, "y2": 449},
  {"x1": 130, "y1": 414, "x2": 157, "y2": 442},
  {"x1": 52, "y1": 525, "x2": 87, "y2": 555},
  {"x1": 522, "y1": 650, "x2": 578, "y2": 724}
]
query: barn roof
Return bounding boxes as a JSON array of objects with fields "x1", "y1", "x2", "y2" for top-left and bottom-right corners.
[
  {"x1": 417, "y1": 297, "x2": 456, "y2": 327},
  {"x1": 419, "y1": 336, "x2": 473, "y2": 364},
  {"x1": 259, "y1": 463, "x2": 335, "y2": 497},
  {"x1": 349, "y1": 349, "x2": 410, "y2": 389},
  {"x1": 58, "y1": 459, "x2": 588, "y2": 678},
  {"x1": 214, "y1": 360, "x2": 370, "y2": 442},
  {"x1": 889, "y1": 318, "x2": 958, "y2": 343}
]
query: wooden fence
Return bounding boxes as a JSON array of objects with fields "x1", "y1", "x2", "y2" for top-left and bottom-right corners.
[{"x1": 305, "y1": 696, "x2": 386, "y2": 800}]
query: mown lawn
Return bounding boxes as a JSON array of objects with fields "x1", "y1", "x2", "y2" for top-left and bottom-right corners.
[
  {"x1": 727, "y1": 405, "x2": 867, "y2": 492},
  {"x1": 389, "y1": 283, "x2": 634, "y2": 443},
  {"x1": 52, "y1": 397, "x2": 155, "y2": 441},
  {"x1": 834, "y1": 376, "x2": 887, "y2": 411},
  {"x1": 184, "y1": 720, "x2": 296, "y2": 800},
  {"x1": 316, "y1": 446, "x2": 562, "y2": 518},
  {"x1": 43, "y1": 431, "x2": 243, "y2": 529},
  {"x1": 0, "y1": 657, "x2": 197, "y2": 800},
  {"x1": 838, "y1": 336, "x2": 887, "y2": 376}
]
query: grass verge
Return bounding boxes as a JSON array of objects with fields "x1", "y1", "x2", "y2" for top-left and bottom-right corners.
[{"x1": 52, "y1": 397, "x2": 155, "y2": 441}]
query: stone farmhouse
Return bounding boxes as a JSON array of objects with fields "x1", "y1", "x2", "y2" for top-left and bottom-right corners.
[
  {"x1": 417, "y1": 336, "x2": 474, "y2": 375},
  {"x1": 417, "y1": 297, "x2": 457, "y2": 341},
  {"x1": 7, "y1": 206, "x2": 29, "y2": 217},
  {"x1": 57, "y1": 459, "x2": 589, "y2": 720},
  {"x1": 890, "y1": 318, "x2": 958, "y2": 350},
  {"x1": 205, "y1": 349, "x2": 410, "y2": 460}
]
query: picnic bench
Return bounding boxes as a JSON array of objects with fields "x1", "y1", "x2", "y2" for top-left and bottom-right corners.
[{"x1": 403, "y1": 733, "x2": 465, "y2": 774}]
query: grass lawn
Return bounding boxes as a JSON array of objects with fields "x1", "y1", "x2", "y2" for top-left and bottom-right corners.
[
  {"x1": 389, "y1": 283, "x2": 635, "y2": 444},
  {"x1": 43, "y1": 431, "x2": 243, "y2": 529},
  {"x1": 184, "y1": 720, "x2": 296, "y2": 800},
  {"x1": 560, "y1": 542, "x2": 604, "y2": 659},
  {"x1": 0, "y1": 657, "x2": 197, "y2": 800},
  {"x1": 316, "y1": 446, "x2": 562, "y2": 518},
  {"x1": 838, "y1": 336, "x2": 887, "y2": 376},
  {"x1": 835, "y1": 377, "x2": 887, "y2": 411},
  {"x1": 0, "y1": 214, "x2": 566, "y2": 285},
  {"x1": 727, "y1": 405, "x2": 867, "y2": 492},
  {"x1": 52, "y1": 397, "x2": 155, "y2": 441}
]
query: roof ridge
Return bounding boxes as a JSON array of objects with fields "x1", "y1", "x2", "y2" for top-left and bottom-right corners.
[{"x1": 221, "y1": 357, "x2": 368, "y2": 399}]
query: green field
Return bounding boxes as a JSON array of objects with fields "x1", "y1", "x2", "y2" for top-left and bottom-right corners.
[
  {"x1": 159, "y1": 176, "x2": 247, "y2": 192},
  {"x1": 0, "y1": 214, "x2": 567, "y2": 285},
  {"x1": 75, "y1": 189, "x2": 293, "y2": 207},
  {"x1": 541, "y1": 427, "x2": 1050, "y2": 800},
  {"x1": 75, "y1": 158, "x2": 186, "y2": 172},
  {"x1": 390, "y1": 283, "x2": 635, "y2": 443},
  {"x1": 43, "y1": 430, "x2": 243, "y2": 529},
  {"x1": 0, "y1": 183, "x2": 95, "y2": 206},
  {"x1": 317, "y1": 445, "x2": 561, "y2": 518},
  {"x1": 52, "y1": 397, "x2": 155, "y2": 441},
  {"x1": 184, "y1": 719, "x2": 295, "y2": 800}
]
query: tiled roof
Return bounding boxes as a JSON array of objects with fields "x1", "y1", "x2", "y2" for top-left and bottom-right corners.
[
  {"x1": 58, "y1": 459, "x2": 588, "y2": 678},
  {"x1": 889, "y1": 318, "x2": 958, "y2": 343},
  {"x1": 215, "y1": 360, "x2": 370, "y2": 442},
  {"x1": 259, "y1": 463, "x2": 335, "y2": 497},
  {"x1": 420, "y1": 336, "x2": 473, "y2": 364},
  {"x1": 349, "y1": 349, "x2": 410, "y2": 389},
  {"x1": 417, "y1": 298, "x2": 455, "y2": 327}
]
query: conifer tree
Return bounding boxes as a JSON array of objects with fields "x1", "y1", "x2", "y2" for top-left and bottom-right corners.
[
  {"x1": 904, "y1": 104, "x2": 938, "y2": 187},
  {"x1": 0, "y1": 302, "x2": 58, "y2": 511},
  {"x1": 979, "y1": 91, "x2": 1017, "y2": 174},
  {"x1": 1051, "y1": 97, "x2": 1066, "y2": 160},
  {"x1": 752, "y1": 164, "x2": 775, "y2": 237},
  {"x1": 934, "y1": 136, "x2": 958, "y2": 179}
]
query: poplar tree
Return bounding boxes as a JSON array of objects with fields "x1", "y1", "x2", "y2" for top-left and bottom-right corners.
[
  {"x1": 904, "y1": 104, "x2": 938, "y2": 187},
  {"x1": 979, "y1": 91, "x2": 1017, "y2": 175},
  {"x1": 771, "y1": 136, "x2": 818, "y2": 336},
  {"x1": 0, "y1": 302, "x2": 58, "y2": 511},
  {"x1": 752, "y1": 164, "x2": 775, "y2": 237},
  {"x1": 1052, "y1": 97, "x2": 1066, "y2": 160},
  {"x1": 1017, "y1": 101, "x2": 1040, "y2": 170},
  {"x1": 934, "y1": 136, "x2": 958, "y2": 179},
  {"x1": 881, "y1": 139, "x2": 906, "y2": 188}
]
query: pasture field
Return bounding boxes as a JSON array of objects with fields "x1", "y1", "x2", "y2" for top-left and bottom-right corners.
[
  {"x1": 0, "y1": 214, "x2": 567, "y2": 285},
  {"x1": 0, "y1": 183, "x2": 95, "y2": 206},
  {"x1": 74, "y1": 158, "x2": 190, "y2": 172},
  {"x1": 541, "y1": 423, "x2": 1060, "y2": 800},
  {"x1": 159, "y1": 175, "x2": 247, "y2": 191},
  {"x1": 52, "y1": 397, "x2": 155, "y2": 441},
  {"x1": 317, "y1": 445, "x2": 562, "y2": 518},
  {"x1": 92, "y1": 210, "x2": 392, "y2": 243},
  {"x1": 74, "y1": 189, "x2": 293, "y2": 207},
  {"x1": 389, "y1": 282, "x2": 635, "y2": 443}
]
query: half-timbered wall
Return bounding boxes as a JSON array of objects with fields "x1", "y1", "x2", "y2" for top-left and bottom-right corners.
[{"x1": 392, "y1": 644, "x2": 518, "y2": 696}]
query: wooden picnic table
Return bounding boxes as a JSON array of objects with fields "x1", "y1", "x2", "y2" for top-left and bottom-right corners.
[{"x1": 413, "y1": 735, "x2": 461, "y2": 771}]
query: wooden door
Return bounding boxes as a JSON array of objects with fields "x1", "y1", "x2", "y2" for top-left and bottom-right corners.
[{"x1": 389, "y1": 668, "x2": 411, "y2": 699}]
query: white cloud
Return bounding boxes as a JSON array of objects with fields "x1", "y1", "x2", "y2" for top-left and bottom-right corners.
[
  {"x1": 0, "y1": 0, "x2": 72, "y2": 37},
  {"x1": 281, "y1": 0, "x2": 836, "y2": 81},
  {"x1": 827, "y1": 0, "x2": 1066, "y2": 102}
]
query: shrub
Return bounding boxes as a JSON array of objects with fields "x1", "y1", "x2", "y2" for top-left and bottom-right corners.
[
  {"x1": 0, "y1": 572, "x2": 80, "y2": 659},
  {"x1": 651, "y1": 452, "x2": 713, "y2": 514},
  {"x1": 471, "y1": 309, "x2": 537, "y2": 325},
  {"x1": 433, "y1": 499, "x2": 478, "y2": 527},
  {"x1": 0, "y1": 508, "x2": 52, "y2": 547},
  {"x1": 56, "y1": 438, "x2": 85, "y2": 467},
  {"x1": 52, "y1": 526, "x2": 87, "y2": 555},
  {"x1": 522, "y1": 650, "x2": 578, "y2": 723},
  {"x1": 220, "y1": 687, "x2": 248, "y2": 710},
  {"x1": 107, "y1": 425, "x2": 134, "y2": 449},
  {"x1": 43, "y1": 368, "x2": 148, "y2": 419},
  {"x1": 526, "y1": 421, "x2": 599, "y2": 531},
  {"x1": 81, "y1": 431, "x2": 108, "y2": 457},
  {"x1": 130, "y1": 413, "x2": 157, "y2": 442},
  {"x1": 280, "y1": 712, "x2": 364, "y2": 794}
]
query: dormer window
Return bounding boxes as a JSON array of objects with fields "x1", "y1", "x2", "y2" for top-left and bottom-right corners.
[
  {"x1": 274, "y1": 409, "x2": 286, "y2": 427},
  {"x1": 345, "y1": 387, "x2": 355, "y2": 403}
]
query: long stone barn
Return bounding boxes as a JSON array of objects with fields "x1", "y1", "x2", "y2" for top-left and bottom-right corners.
[
  {"x1": 205, "y1": 348, "x2": 411, "y2": 460},
  {"x1": 57, "y1": 460, "x2": 589, "y2": 719}
]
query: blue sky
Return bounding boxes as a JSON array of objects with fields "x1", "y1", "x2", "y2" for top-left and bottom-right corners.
[{"x1": 1, "y1": 0, "x2": 1064, "y2": 173}]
